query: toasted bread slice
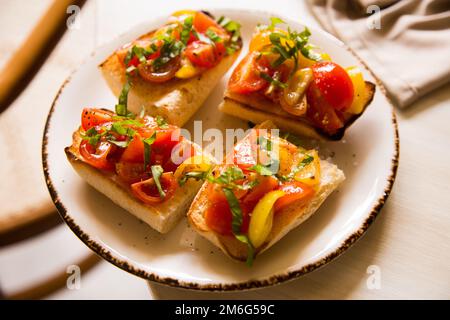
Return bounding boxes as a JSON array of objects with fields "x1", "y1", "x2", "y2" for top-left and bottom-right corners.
[
  {"x1": 65, "y1": 130, "x2": 205, "y2": 234},
  {"x1": 220, "y1": 81, "x2": 376, "y2": 140},
  {"x1": 99, "y1": 42, "x2": 241, "y2": 127},
  {"x1": 187, "y1": 121, "x2": 345, "y2": 261}
]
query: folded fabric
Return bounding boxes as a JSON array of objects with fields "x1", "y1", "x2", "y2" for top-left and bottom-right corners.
[{"x1": 307, "y1": 0, "x2": 450, "y2": 108}]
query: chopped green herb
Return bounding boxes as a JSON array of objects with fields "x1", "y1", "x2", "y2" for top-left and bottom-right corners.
[
  {"x1": 205, "y1": 29, "x2": 222, "y2": 43},
  {"x1": 279, "y1": 153, "x2": 314, "y2": 181},
  {"x1": 151, "y1": 165, "x2": 165, "y2": 198},
  {"x1": 143, "y1": 132, "x2": 157, "y2": 171},
  {"x1": 268, "y1": 17, "x2": 286, "y2": 30},
  {"x1": 217, "y1": 16, "x2": 241, "y2": 54},
  {"x1": 260, "y1": 72, "x2": 287, "y2": 89},
  {"x1": 250, "y1": 163, "x2": 275, "y2": 176},
  {"x1": 178, "y1": 171, "x2": 208, "y2": 186},
  {"x1": 223, "y1": 188, "x2": 255, "y2": 266},
  {"x1": 115, "y1": 77, "x2": 134, "y2": 117},
  {"x1": 155, "y1": 115, "x2": 169, "y2": 129},
  {"x1": 180, "y1": 16, "x2": 193, "y2": 45},
  {"x1": 81, "y1": 127, "x2": 105, "y2": 146}
]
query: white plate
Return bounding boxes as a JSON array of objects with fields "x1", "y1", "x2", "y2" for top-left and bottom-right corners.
[{"x1": 42, "y1": 9, "x2": 399, "y2": 290}]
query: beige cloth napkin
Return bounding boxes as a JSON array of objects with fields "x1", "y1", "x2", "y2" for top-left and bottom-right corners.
[
  {"x1": 0, "y1": 1, "x2": 96, "y2": 233},
  {"x1": 307, "y1": 0, "x2": 450, "y2": 108}
]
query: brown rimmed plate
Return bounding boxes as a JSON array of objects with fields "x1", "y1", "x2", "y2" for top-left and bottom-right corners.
[{"x1": 42, "y1": 9, "x2": 398, "y2": 291}]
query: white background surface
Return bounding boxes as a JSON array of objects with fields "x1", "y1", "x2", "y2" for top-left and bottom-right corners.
[{"x1": 0, "y1": 0, "x2": 449, "y2": 299}]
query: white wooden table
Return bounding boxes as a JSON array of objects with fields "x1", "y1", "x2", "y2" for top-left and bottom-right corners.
[{"x1": 0, "y1": 0, "x2": 448, "y2": 299}]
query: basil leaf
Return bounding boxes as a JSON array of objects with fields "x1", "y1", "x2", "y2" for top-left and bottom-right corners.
[
  {"x1": 301, "y1": 44, "x2": 323, "y2": 62},
  {"x1": 269, "y1": 17, "x2": 286, "y2": 30},
  {"x1": 151, "y1": 165, "x2": 165, "y2": 198},
  {"x1": 257, "y1": 136, "x2": 273, "y2": 151},
  {"x1": 108, "y1": 139, "x2": 130, "y2": 148},
  {"x1": 235, "y1": 234, "x2": 255, "y2": 266},
  {"x1": 81, "y1": 127, "x2": 102, "y2": 146},
  {"x1": 217, "y1": 16, "x2": 241, "y2": 46},
  {"x1": 223, "y1": 188, "x2": 255, "y2": 266},
  {"x1": 115, "y1": 78, "x2": 131, "y2": 116},
  {"x1": 261, "y1": 72, "x2": 287, "y2": 89},
  {"x1": 250, "y1": 164, "x2": 275, "y2": 176},
  {"x1": 180, "y1": 16, "x2": 193, "y2": 45},
  {"x1": 155, "y1": 115, "x2": 169, "y2": 129},
  {"x1": 279, "y1": 153, "x2": 314, "y2": 181},
  {"x1": 205, "y1": 29, "x2": 222, "y2": 43},
  {"x1": 178, "y1": 171, "x2": 207, "y2": 186},
  {"x1": 143, "y1": 132, "x2": 157, "y2": 171}
]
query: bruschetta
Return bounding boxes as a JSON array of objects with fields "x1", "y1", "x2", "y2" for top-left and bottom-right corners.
[
  {"x1": 65, "y1": 107, "x2": 214, "y2": 233},
  {"x1": 219, "y1": 18, "x2": 375, "y2": 140},
  {"x1": 186, "y1": 121, "x2": 345, "y2": 264},
  {"x1": 100, "y1": 10, "x2": 243, "y2": 127}
]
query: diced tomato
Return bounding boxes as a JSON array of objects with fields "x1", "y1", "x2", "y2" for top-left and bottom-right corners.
[
  {"x1": 309, "y1": 61, "x2": 354, "y2": 112},
  {"x1": 274, "y1": 181, "x2": 315, "y2": 212},
  {"x1": 185, "y1": 41, "x2": 219, "y2": 68},
  {"x1": 151, "y1": 129, "x2": 183, "y2": 165},
  {"x1": 163, "y1": 143, "x2": 195, "y2": 172},
  {"x1": 306, "y1": 82, "x2": 345, "y2": 136},
  {"x1": 228, "y1": 52, "x2": 271, "y2": 94},
  {"x1": 193, "y1": 11, "x2": 222, "y2": 34},
  {"x1": 131, "y1": 172, "x2": 177, "y2": 204},
  {"x1": 81, "y1": 108, "x2": 113, "y2": 131},
  {"x1": 115, "y1": 161, "x2": 149, "y2": 184},
  {"x1": 241, "y1": 176, "x2": 279, "y2": 212},
  {"x1": 205, "y1": 198, "x2": 250, "y2": 236},
  {"x1": 205, "y1": 201, "x2": 233, "y2": 235},
  {"x1": 120, "y1": 134, "x2": 145, "y2": 163},
  {"x1": 79, "y1": 140, "x2": 117, "y2": 171}
]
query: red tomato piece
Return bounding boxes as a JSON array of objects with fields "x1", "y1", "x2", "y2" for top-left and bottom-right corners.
[
  {"x1": 193, "y1": 11, "x2": 222, "y2": 34},
  {"x1": 79, "y1": 140, "x2": 117, "y2": 171},
  {"x1": 81, "y1": 108, "x2": 113, "y2": 131},
  {"x1": 115, "y1": 161, "x2": 149, "y2": 184},
  {"x1": 241, "y1": 176, "x2": 279, "y2": 212},
  {"x1": 309, "y1": 61, "x2": 354, "y2": 112},
  {"x1": 120, "y1": 134, "x2": 145, "y2": 163},
  {"x1": 130, "y1": 173, "x2": 177, "y2": 204},
  {"x1": 306, "y1": 82, "x2": 345, "y2": 136},
  {"x1": 274, "y1": 181, "x2": 315, "y2": 212},
  {"x1": 228, "y1": 52, "x2": 271, "y2": 94},
  {"x1": 185, "y1": 41, "x2": 218, "y2": 68}
]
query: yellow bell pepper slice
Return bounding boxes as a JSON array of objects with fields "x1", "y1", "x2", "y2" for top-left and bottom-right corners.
[
  {"x1": 346, "y1": 66, "x2": 367, "y2": 114},
  {"x1": 173, "y1": 155, "x2": 214, "y2": 181},
  {"x1": 175, "y1": 57, "x2": 202, "y2": 79},
  {"x1": 249, "y1": 190, "x2": 285, "y2": 249},
  {"x1": 294, "y1": 150, "x2": 321, "y2": 190}
]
